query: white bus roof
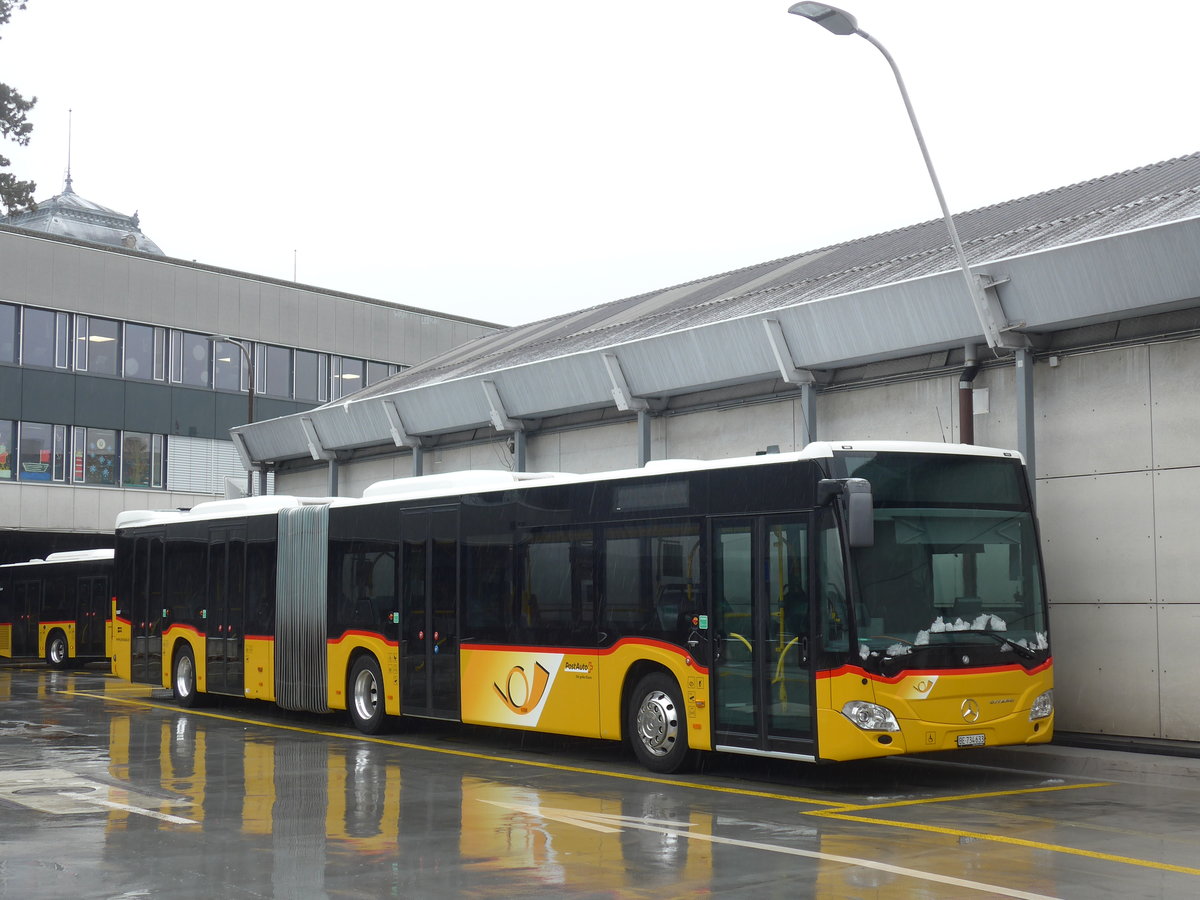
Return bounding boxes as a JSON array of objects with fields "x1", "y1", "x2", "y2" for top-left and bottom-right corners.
[
  {"x1": 0, "y1": 548, "x2": 114, "y2": 569},
  {"x1": 112, "y1": 441, "x2": 1023, "y2": 529}
]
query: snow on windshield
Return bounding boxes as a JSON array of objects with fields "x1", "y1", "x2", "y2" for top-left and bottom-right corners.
[
  {"x1": 859, "y1": 616, "x2": 1050, "y2": 659},
  {"x1": 918, "y1": 614, "x2": 1007, "y2": 642}
]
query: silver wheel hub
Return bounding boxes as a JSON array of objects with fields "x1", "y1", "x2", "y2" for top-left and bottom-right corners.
[
  {"x1": 175, "y1": 655, "x2": 194, "y2": 697},
  {"x1": 635, "y1": 690, "x2": 678, "y2": 757},
  {"x1": 50, "y1": 639, "x2": 66, "y2": 664},
  {"x1": 353, "y1": 669, "x2": 379, "y2": 721}
]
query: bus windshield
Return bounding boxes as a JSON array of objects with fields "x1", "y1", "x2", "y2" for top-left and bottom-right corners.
[{"x1": 834, "y1": 451, "x2": 1048, "y2": 673}]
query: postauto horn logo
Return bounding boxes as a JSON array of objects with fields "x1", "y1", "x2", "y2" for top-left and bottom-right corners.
[{"x1": 494, "y1": 662, "x2": 552, "y2": 715}]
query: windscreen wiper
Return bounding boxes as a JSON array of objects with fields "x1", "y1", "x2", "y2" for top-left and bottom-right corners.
[{"x1": 952, "y1": 630, "x2": 1037, "y2": 660}]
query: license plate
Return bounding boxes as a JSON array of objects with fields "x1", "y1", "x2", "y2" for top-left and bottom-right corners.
[{"x1": 957, "y1": 733, "x2": 986, "y2": 748}]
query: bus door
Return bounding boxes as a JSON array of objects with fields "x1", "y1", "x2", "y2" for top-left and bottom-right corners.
[
  {"x1": 76, "y1": 574, "x2": 110, "y2": 657},
  {"x1": 128, "y1": 534, "x2": 165, "y2": 685},
  {"x1": 400, "y1": 506, "x2": 459, "y2": 720},
  {"x1": 206, "y1": 526, "x2": 246, "y2": 696},
  {"x1": 12, "y1": 579, "x2": 39, "y2": 657},
  {"x1": 711, "y1": 515, "x2": 814, "y2": 756}
]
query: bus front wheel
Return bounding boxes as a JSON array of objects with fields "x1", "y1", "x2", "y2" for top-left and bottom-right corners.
[
  {"x1": 172, "y1": 645, "x2": 202, "y2": 708},
  {"x1": 628, "y1": 672, "x2": 693, "y2": 774},
  {"x1": 348, "y1": 655, "x2": 388, "y2": 735},
  {"x1": 45, "y1": 631, "x2": 70, "y2": 670}
]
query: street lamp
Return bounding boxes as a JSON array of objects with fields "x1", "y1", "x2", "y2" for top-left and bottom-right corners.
[
  {"x1": 208, "y1": 335, "x2": 256, "y2": 495},
  {"x1": 786, "y1": 3, "x2": 1019, "y2": 352}
]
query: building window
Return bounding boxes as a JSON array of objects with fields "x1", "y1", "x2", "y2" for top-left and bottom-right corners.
[
  {"x1": 256, "y1": 343, "x2": 292, "y2": 398},
  {"x1": 0, "y1": 302, "x2": 16, "y2": 364},
  {"x1": 124, "y1": 323, "x2": 166, "y2": 381},
  {"x1": 152, "y1": 434, "x2": 164, "y2": 488},
  {"x1": 79, "y1": 427, "x2": 119, "y2": 485},
  {"x1": 294, "y1": 350, "x2": 328, "y2": 403},
  {"x1": 331, "y1": 356, "x2": 365, "y2": 400},
  {"x1": 365, "y1": 361, "x2": 397, "y2": 387},
  {"x1": 75, "y1": 315, "x2": 122, "y2": 376},
  {"x1": 122, "y1": 432, "x2": 157, "y2": 488},
  {"x1": 52, "y1": 425, "x2": 67, "y2": 481},
  {"x1": 0, "y1": 419, "x2": 14, "y2": 480},
  {"x1": 170, "y1": 331, "x2": 211, "y2": 387},
  {"x1": 21, "y1": 307, "x2": 68, "y2": 369},
  {"x1": 213, "y1": 339, "x2": 248, "y2": 392},
  {"x1": 153, "y1": 326, "x2": 167, "y2": 380},
  {"x1": 17, "y1": 421, "x2": 56, "y2": 481}
]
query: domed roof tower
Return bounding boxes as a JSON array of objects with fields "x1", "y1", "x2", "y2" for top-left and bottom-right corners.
[{"x1": 3, "y1": 173, "x2": 164, "y2": 255}]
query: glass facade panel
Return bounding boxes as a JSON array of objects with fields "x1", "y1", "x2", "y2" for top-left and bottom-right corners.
[
  {"x1": 72, "y1": 427, "x2": 85, "y2": 483},
  {"x1": 52, "y1": 425, "x2": 67, "y2": 481},
  {"x1": 0, "y1": 419, "x2": 14, "y2": 480},
  {"x1": 84, "y1": 427, "x2": 119, "y2": 485},
  {"x1": 366, "y1": 361, "x2": 391, "y2": 386},
  {"x1": 213, "y1": 340, "x2": 246, "y2": 392},
  {"x1": 151, "y1": 434, "x2": 164, "y2": 488},
  {"x1": 18, "y1": 422, "x2": 54, "y2": 481},
  {"x1": 21, "y1": 307, "x2": 55, "y2": 367},
  {"x1": 181, "y1": 332, "x2": 211, "y2": 387},
  {"x1": 294, "y1": 350, "x2": 326, "y2": 402},
  {"x1": 258, "y1": 344, "x2": 292, "y2": 398},
  {"x1": 124, "y1": 323, "x2": 155, "y2": 380},
  {"x1": 54, "y1": 313, "x2": 70, "y2": 368},
  {"x1": 153, "y1": 327, "x2": 167, "y2": 380},
  {"x1": 78, "y1": 315, "x2": 122, "y2": 375},
  {"x1": 331, "y1": 356, "x2": 365, "y2": 400},
  {"x1": 122, "y1": 432, "x2": 153, "y2": 487},
  {"x1": 0, "y1": 302, "x2": 16, "y2": 363}
]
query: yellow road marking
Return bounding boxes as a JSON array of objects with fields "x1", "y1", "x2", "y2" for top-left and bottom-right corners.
[
  {"x1": 63, "y1": 687, "x2": 1200, "y2": 879},
  {"x1": 828, "y1": 782, "x2": 1114, "y2": 811},
  {"x1": 808, "y1": 810, "x2": 1200, "y2": 877}
]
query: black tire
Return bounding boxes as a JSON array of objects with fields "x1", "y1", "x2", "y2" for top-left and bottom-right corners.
[
  {"x1": 627, "y1": 672, "x2": 693, "y2": 774},
  {"x1": 45, "y1": 630, "x2": 70, "y2": 670},
  {"x1": 172, "y1": 644, "x2": 202, "y2": 708},
  {"x1": 348, "y1": 655, "x2": 388, "y2": 735}
]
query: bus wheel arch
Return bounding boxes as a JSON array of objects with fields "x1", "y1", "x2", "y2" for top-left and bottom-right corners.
[
  {"x1": 172, "y1": 642, "x2": 202, "y2": 708},
  {"x1": 45, "y1": 629, "x2": 71, "y2": 670},
  {"x1": 625, "y1": 666, "x2": 694, "y2": 774},
  {"x1": 347, "y1": 652, "x2": 388, "y2": 735}
]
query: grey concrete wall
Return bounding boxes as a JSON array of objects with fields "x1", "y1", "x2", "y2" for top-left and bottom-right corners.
[{"x1": 1, "y1": 481, "x2": 229, "y2": 534}]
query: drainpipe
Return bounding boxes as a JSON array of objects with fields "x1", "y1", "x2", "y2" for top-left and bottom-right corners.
[{"x1": 958, "y1": 344, "x2": 979, "y2": 445}]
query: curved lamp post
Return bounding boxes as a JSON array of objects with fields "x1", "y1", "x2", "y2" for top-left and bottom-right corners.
[
  {"x1": 209, "y1": 334, "x2": 256, "y2": 495},
  {"x1": 787, "y1": 3, "x2": 1020, "y2": 352}
]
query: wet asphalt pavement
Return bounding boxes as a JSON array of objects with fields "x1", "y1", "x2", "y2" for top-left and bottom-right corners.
[{"x1": 2, "y1": 663, "x2": 1199, "y2": 899}]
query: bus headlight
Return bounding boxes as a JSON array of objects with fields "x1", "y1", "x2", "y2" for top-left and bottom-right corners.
[
  {"x1": 1029, "y1": 689, "x2": 1054, "y2": 721},
  {"x1": 842, "y1": 700, "x2": 900, "y2": 732}
]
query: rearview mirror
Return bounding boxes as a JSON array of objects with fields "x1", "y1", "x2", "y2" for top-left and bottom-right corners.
[{"x1": 817, "y1": 477, "x2": 874, "y2": 548}]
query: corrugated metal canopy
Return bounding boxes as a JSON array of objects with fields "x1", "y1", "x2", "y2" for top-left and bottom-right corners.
[{"x1": 238, "y1": 153, "x2": 1200, "y2": 465}]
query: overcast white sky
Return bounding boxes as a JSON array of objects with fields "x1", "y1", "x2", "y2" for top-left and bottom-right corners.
[{"x1": 4, "y1": 1, "x2": 1198, "y2": 328}]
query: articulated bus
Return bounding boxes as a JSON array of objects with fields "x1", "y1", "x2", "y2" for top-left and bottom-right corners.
[
  {"x1": 112, "y1": 441, "x2": 1053, "y2": 771},
  {"x1": 0, "y1": 549, "x2": 114, "y2": 668}
]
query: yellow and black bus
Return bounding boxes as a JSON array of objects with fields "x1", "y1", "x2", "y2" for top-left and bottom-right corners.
[
  {"x1": 0, "y1": 549, "x2": 114, "y2": 668},
  {"x1": 112, "y1": 441, "x2": 1053, "y2": 771}
]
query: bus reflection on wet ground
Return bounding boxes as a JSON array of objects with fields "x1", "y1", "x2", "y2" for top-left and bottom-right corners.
[{"x1": 2, "y1": 665, "x2": 1199, "y2": 899}]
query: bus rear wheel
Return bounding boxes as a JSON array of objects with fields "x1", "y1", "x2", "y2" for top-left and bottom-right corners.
[
  {"x1": 45, "y1": 631, "x2": 70, "y2": 670},
  {"x1": 628, "y1": 672, "x2": 693, "y2": 774},
  {"x1": 172, "y1": 644, "x2": 202, "y2": 708},
  {"x1": 348, "y1": 655, "x2": 388, "y2": 735}
]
